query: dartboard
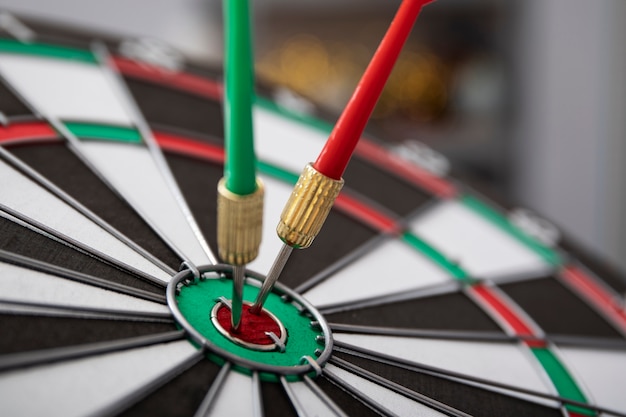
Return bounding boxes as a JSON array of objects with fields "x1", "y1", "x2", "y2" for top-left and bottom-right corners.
[{"x1": 1, "y1": 14, "x2": 626, "y2": 417}]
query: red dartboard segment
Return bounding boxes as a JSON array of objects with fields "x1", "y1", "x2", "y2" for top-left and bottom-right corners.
[
  {"x1": 0, "y1": 122, "x2": 57, "y2": 145},
  {"x1": 112, "y1": 56, "x2": 223, "y2": 100},
  {"x1": 469, "y1": 283, "x2": 544, "y2": 347},
  {"x1": 334, "y1": 193, "x2": 401, "y2": 235},
  {"x1": 356, "y1": 138, "x2": 457, "y2": 199},
  {"x1": 154, "y1": 132, "x2": 225, "y2": 164},
  {"x1": 559, "y1": 265, "x2": 626, "y2": 335}
]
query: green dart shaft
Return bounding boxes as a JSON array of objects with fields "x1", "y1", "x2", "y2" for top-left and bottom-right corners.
[{"x1": 223, "y1": 0, "x2": 256, "y2": 195}]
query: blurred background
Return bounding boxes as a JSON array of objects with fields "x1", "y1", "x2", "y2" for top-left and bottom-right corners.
[{"x1": 1, "y1": 0, "x2": 624, "y2": 276}]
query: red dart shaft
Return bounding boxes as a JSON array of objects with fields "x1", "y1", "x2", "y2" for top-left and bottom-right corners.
[{"x1": 314, "y1": 0, "x2": 432, "y2": 180}]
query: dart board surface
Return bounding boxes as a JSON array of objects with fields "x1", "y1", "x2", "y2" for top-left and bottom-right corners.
[{"x1": 1, "y1": 15, "x2": 626, "y2": 417}]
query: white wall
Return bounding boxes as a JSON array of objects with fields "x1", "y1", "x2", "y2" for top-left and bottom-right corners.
[
  {"x1": 0, "y1": 0, "x2": 221, "y2": 61},
  {"x1": 513, "y1": 0, "x2": 626, "y2": 272}
]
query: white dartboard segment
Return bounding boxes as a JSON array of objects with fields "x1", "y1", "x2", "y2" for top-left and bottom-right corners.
[
  {"x1": 0, "y1": 340, "x2": 199, "y2": 417},
  {"x1": 79, "y1": 141, "x2": 213, "y2": 266},
  {"x1": 0, "y1": 158, "x2": 171, "y2": 282},
  {"x1": 410, "y1": 200, "x2": 551, "y2": 280},
  {"x1": 303, "y1": 239, "x2": 452, "y2": 308},
  {"x1": 254, "y1": 106, "x2": 326, "y2": 176},
  {"x1": 325, "y1": 363, "x2": 448, "y2": 417},
  {"x1": 558, "y1": 347, "x2": 626, "y2": 412},
  {"x1": 333, "y1": 333, "x2": 559, "y2": 407},
  {"x1": 0, "y1": 54, "x2": 133, "y2": 126},
  {"x1": 206, "y1": 370, "x2": 254, "y2": 417},
  {"x1": 0, "y1": 262, "x2": 169, "y2": 316}
]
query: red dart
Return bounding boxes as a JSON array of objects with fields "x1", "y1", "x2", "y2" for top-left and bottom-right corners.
[
  {"x1": 252, "y1": 0, "x2": 435, "y2": 313},
  {"x1": 314, "y1": 0, "x2": 435, "y2": 180}
]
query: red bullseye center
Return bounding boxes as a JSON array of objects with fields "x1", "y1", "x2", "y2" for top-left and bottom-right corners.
[{"x1": 216, "y1": 304, "x2": 281, "y2": 345}]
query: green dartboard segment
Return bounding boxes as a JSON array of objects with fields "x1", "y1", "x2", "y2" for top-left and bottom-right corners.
[
  {"x1": 64, "y1": 122, "x2": 142, "y2": 144},
  {"x1": 531, "y1": 347, "x2": 593, "y2": 416},
  {"x1": 254, "y1": 95, "x2": 334, "y2": 135},
  {"x1": 257, "y1": 160, "x2": 299, "y2": 184},
  {"x1": 0, "y1": 38, "x2": 97, "y2": 64},
  {"x1": 176, "y1": 277, "x2": 323, "y2": 369}
]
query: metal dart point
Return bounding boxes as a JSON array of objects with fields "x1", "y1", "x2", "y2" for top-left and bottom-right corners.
[
  {"x1": 250, "y1": 244, "x2": 293, "y2": 314},
  {"x1": 251, "y1": 163, "x2": 343, "y2": 314},
  {"x1": 230, "y1": 264, "x2": 246, "y2": 330}
]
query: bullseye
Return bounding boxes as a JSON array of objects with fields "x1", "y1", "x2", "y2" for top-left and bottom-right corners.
[{"x1": 211, "y1": 301, "x2": 286, "y2": 351}]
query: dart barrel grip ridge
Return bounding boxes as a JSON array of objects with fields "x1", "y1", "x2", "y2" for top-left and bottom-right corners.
[
  {"x1": 277, "y1": 163, "x2": 344, "y2": 249},
  {"x1": 217, "y1": 178, "x2": 264, "y2": 265}
]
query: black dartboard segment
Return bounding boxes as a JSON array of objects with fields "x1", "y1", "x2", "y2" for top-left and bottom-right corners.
[
  {"x1": 0, "y1": 17, "x2": 624, "y2": 417},
  {"x1": 0, "y1": 78, "x2": 32, "y2": 118},
  {"x1": 0, "y1": 314, "x2": 175, "y2": 355},
  {"x1": 118, "y1": 359, "x2": 221, "y2": 417},
  {"x1": 124, "y1": 78, "x2": 224, "y2": 140},
  {"x1": 325, "y1": 291, "x2": 502, "y2": 332},
  {"x1": 500, "y1": 277, "x2": 623, "y2": 340},
  {"x1": 0, "y1": 216, "x2": 165, "y2": 295},
  {"x1": 316, "y1": 375, "x2": 381, "y2": 417},
  {"x1": 343, "y1": 156, "x2": 433, "y2": 217}
]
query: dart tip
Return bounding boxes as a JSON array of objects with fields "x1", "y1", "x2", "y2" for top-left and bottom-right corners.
[
  {"x1": 250, "y1": 244, "x2": 294, "y2": 314},
  {"x1": 230, "y1": 264, "x2": 246, "y2": 331}
]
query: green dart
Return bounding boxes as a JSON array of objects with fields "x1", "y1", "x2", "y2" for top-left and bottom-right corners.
[{"x1": 217, "y1": 0, "x2": 264, "y2": 331}]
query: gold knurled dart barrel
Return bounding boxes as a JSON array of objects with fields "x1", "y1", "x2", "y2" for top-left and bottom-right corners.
[
  {"x1": 277, "y1": 163, "x2": 344, "y2": 249},
  {"x1": 217, "y1": 178, "x2": 264, "y2": 265}
]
